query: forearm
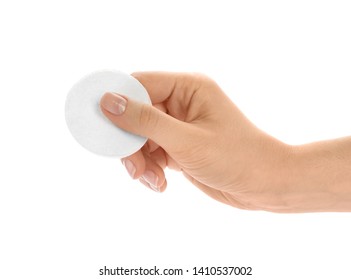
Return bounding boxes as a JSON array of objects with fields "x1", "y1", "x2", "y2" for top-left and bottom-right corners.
[{"x1": 280, "y1": 137, "x2": 351, "y2": 212}]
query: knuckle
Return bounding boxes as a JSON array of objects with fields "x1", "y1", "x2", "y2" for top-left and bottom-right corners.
[{"x1": 177, "y1": 72, "x2": 211, "y2": 88}]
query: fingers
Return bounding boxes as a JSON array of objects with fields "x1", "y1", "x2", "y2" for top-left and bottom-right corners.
[
  {"x1": 121, "y1": 146, "x2": 167, "y2": 193},
  {"x1": 103, "y1": 72, "x2": 209, "y2": 195},
  {"x1": 139, "y1": 155, "x2": 167, "y2": 193},
  {"x1": 121, "y1": 150, "x2": 145, "y2": 179},
  {"x1": 148, "y1": 147, "x2": 167, "y2": 169}
]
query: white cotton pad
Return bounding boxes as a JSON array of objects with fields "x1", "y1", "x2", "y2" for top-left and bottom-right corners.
[{"x1": 65, "y1": 70, "x2": 151, "y2": 157}]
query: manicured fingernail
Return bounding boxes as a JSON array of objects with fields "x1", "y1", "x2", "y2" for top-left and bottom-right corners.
[
  {"x1": 140, "y1": 177, "x2": 160, "y2": 193},
  {"x1": 122, "y1": 159, "x2": 136, "y2": 179},
  {"x1": 139, "y1": 177, "x2": 151, "y2": 190},
  {"x1": 142, "y1": 171, "x2": 159, "y2": 192},
  {"x1": 100, "y1": 92, "x2": 127, "y2": 115}
]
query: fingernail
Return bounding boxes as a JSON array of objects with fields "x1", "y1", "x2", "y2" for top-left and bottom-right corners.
[
  {"x1": 140, "y1": 177, "x2": 160, "y2": 193},
  {"x1": 122, "y1": 159, "x2": 136, "y2": 179},
  {"x1": 142, "y1": 171, "x2": 159, "y2": 192},
  {"x1": 100, "y1": 92, "x2": 127, "y2": 115}
]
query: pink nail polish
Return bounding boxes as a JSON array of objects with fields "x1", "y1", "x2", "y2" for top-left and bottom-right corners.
[
  {"x1": 142, "y1": 171, "x2": 159, "y2": 192},
  {"x1": 100, "y1": 92, "x2": 127, "y2": 115},
  {"x1": 122, "y1": 159, "x2": 136, "y2": 179}
]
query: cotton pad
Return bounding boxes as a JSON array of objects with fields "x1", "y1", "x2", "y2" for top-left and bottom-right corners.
[{"x1": 65, "y1": 70, "x2": 151, "y2": 157}]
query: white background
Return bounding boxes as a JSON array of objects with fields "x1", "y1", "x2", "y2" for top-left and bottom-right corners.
[{"x1": 1, "y1": 0, "x2": 350, "y2": 279}]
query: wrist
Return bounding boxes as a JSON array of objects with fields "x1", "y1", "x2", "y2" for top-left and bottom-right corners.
[
  {"x1": 271, "y1": 140, "x2": 351, "y2": 212},
  {"x1": 252, "y1": 139, "x2": 296, "y2": 212},
  {"x1": 239, "y1": 134, "x2": 295, "y2": 212}
]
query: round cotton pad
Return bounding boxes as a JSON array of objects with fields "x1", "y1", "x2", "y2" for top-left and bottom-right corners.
[{"x1": 65, "y1": 70, "x2": 151, "y2": 157}]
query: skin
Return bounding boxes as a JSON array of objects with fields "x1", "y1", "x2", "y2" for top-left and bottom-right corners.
[{"x1": 100, "y1": 72, "x2": 351, "y2": 213}]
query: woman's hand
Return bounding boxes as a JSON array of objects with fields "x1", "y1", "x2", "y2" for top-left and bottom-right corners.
[{"x1": 100, "y1": 72, "x2": 351, "y2": 213}]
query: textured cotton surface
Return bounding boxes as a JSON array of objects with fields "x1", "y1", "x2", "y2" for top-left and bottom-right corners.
[{"x1": 65, "y1": 70, "x2": 151, "y2": 157}]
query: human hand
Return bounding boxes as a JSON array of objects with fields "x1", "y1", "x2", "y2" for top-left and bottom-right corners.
[
  {"x1": 100, "y1": 72, "x2": 291, "y2": 211},
  {"x1": 100, "y1": 72, "x2": 351, "y2": 212}
]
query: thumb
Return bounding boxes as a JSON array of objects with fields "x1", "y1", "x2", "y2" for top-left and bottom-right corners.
[{"x1": 100, "y1": 92, "x2": 189, "y2": 151}]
